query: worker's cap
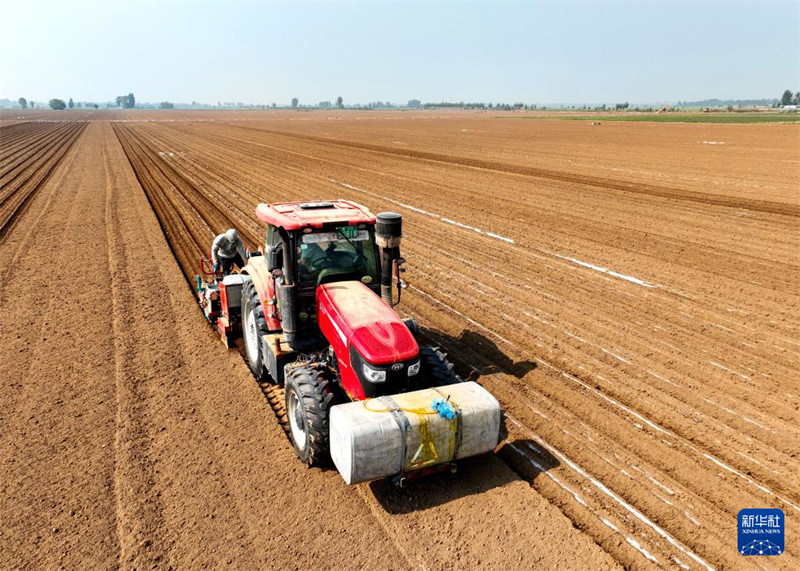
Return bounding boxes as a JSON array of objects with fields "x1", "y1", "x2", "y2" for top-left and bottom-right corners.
[{"x1": 226, "y1": 229, "x2": 238, "y2": 241}]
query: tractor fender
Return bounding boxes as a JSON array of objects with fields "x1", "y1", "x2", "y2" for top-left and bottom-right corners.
[{"x1": 241, "y1": 255, "x2": 281, "y2": 331}]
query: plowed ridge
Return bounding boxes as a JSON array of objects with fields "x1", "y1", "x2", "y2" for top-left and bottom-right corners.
[
  {"x1": 110, "y1": 113, "x2": 799, "y2": 571},
  {"x1": 0, "y1": 121, "x2": 87, "y2": 237}
]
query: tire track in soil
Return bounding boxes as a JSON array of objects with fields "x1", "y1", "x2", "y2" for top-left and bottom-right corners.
[{"x1": 102, "y1": 125, "x2": 172, "y2": 569}]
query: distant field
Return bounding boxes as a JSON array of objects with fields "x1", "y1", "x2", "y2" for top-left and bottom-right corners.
[{"x1": 502, "y1": 113, "x2": 800, "y2": 123}]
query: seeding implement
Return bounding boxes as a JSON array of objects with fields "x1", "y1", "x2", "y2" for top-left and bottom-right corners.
[{"x1": 197, "y1": 200, "x2": 501, "y2": 484}]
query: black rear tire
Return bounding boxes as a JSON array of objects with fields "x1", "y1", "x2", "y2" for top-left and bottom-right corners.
[
  {"x1": 285, "y1": 364, "x2": 335, "y2": 466},
  {"x1": 419, "y1": 345, "x2": 460, "y2": 387},
  {"x1": 242, "y1": 279, "x2": 270, "y2": 382}
]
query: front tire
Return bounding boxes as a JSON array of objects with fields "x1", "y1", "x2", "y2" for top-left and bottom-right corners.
[
  {"x1": 419, "y1": 345, "x2": 460, "y2": 387},
  {"x1": 242, "y1": 279, "x2": 270, "y2": 381},
  {"x1": 285, "y1": 364, "x2": 335, "y2": 466}
]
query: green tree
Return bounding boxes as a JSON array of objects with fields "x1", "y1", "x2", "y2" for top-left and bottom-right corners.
[
  {"x1": 336, "y1": 96, "x2": 343, "y2": 108},
  {"x1": 781, "y1": 89, "x2": 793, "y2": 106},
  {"x1": 49, "y1": 99, "x2": 67, "y2": 110},
  {"x1": 291, "y1": 97, "x2": 299, "y2": 108},
  {"x1": 18, "y1": 97, "x2": 27, "y2": 109},
  {"x1": 795, "y1": 92, "x2": 800, "y2": 105},
  {"x1": 68, "y1": 98, "x2": 74, "y2": 109},
  {"x1": 30, "y1": 101, "x2": 35, "y2": 109},
  {"x1": 116, "y1": 93, "x2": 135, "y2": 108},
  {"x1": 93, "y1": 103, "x2": 99, "y2": 109}
]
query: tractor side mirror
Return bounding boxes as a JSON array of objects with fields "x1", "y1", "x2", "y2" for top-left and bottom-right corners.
[{"x1": 268, "y1": 244, "x2": 283, "y2": 272}]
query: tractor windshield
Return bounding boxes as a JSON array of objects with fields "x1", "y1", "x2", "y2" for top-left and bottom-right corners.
[{"x1": 296, "y1": 227, "x2": 379, "y2": 288}]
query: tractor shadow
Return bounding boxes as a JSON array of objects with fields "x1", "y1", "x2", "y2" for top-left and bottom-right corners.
[
  {"x1": 369, "y1": 442, "x2": 559, "y2": 514},
  {"x1": 417, "y1": 326, "x2": 537, "y2": 380},
  {"x1": 368, "y1": 454, "x2": 513, "y2": 514},
  {"x1": 369, "y1": 326, "x2": 557, "y2": 514}
]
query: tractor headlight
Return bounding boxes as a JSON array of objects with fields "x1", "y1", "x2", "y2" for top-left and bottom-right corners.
[
  {"x1": 407, "y1": 360, "x2": 420, "y2": 376},
  {"x1": 361, "y1": 362, "x2": 387, "y2": 383}
]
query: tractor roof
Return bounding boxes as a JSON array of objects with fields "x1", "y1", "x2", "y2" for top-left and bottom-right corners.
[{"x1": 255, "y1": 200, "x2": 376, "y2": 230}]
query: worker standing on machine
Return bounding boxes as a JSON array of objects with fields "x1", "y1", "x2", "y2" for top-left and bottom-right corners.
[{"x1": 212, "y1": 228, "x2": 247, "y2": 276}]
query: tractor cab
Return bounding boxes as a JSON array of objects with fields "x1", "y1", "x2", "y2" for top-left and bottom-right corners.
[
  {"x1": 265, "y1": 210, "x2": 382, "y2": 334},
  {"x1": 295, "y1": 225, "x2": 379, "y2": 288},
  {"x1": 253, "y1": 201, "x2": 406, "y2": 355}
]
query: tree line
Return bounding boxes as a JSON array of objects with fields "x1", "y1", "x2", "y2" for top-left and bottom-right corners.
[
  {"x1": 18, "y1": 92, "x2": 135, "y2": 110},
  {"x1": 15, "y1": 90, "x2": 799, "y2": 111},
  {"x1": 16, "y1": 96, "x2": 100, "y2": 110}
]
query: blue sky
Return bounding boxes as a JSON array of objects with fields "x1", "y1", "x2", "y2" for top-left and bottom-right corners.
[{"x1": 1, "y1": 1, "x2": 797, "y2": 105}]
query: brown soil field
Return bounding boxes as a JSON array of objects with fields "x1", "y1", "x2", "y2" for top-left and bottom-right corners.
[{"x1": 1, "y1": 110, "x2": 798, "y2": 570}]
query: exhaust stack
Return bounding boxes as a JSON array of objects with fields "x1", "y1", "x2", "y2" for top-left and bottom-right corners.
[{"x1": 375, "y1": 212, "x2": 403, "y2": 305}]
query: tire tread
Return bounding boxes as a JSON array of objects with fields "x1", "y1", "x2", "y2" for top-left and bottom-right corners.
[
  {"x1": 419, "y1": 345, "x2": 460, "y2": 387},
  {"x1": 285, "y1": 364, "x2": 334, "y2": 466}
]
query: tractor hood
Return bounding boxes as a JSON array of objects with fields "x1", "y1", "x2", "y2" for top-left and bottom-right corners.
[{"x1": 316, "y1": 281, "x2": 418, "y2": 365}]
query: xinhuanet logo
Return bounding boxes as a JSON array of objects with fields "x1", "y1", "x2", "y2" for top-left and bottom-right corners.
[{"x1": 738, "y1": 509, "x2": 784, "y2": 556}]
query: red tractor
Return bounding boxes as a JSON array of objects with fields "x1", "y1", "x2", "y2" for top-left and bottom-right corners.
[{"x1": 197, "y1": 200, "x2": 501, "y2": 484}]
